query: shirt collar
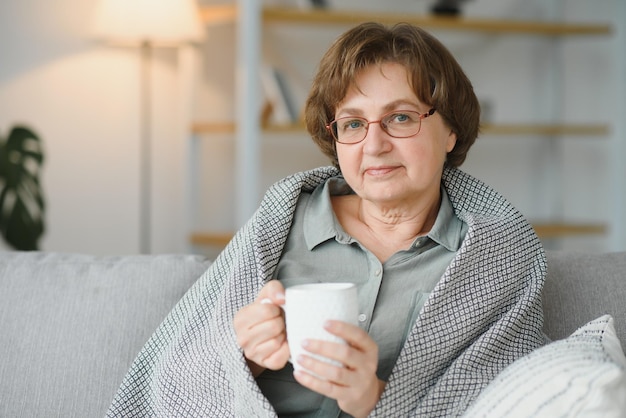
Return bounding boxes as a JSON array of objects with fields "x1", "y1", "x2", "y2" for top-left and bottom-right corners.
[
  {"x1": 303, "y1": 176, "x2": 465, "y2": 252},
  {"x1": 427, "y1": 186, "x2": 465, "y2": 252},
  {"x1": 304, "y1": 177, "x2": 351, "y2": 250}
]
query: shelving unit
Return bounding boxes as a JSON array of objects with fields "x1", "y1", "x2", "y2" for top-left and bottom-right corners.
[
  {"x1": 191, "y1": 121, "x2": 610, "y2": 137},
  {"x1": 261, "y1": 6, "x2": 611, "y2": 36},
  {"x1": 190, "y1": 4, "x2": 613, "y2": 249},
  {"x1": 200, "y1": 5, "x2": 611, "y2": 35}
]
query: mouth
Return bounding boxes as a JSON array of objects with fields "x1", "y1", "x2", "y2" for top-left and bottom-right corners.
[{"x1": 363, "y1": 165, "x2": 398, "y2": 177}]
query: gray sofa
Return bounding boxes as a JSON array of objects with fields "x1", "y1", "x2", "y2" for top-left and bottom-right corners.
[{"x1": 1, "y1": 250, "x2": 624, "y2": 417}]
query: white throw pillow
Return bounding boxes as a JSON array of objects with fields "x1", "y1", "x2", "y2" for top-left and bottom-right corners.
[{"x1": 463, "y1": 315, "x2": 626, "y2": 418}]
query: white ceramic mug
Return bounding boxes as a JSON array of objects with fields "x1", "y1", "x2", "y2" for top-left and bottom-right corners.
[{"x1": 281, "y1": 282, "x2": 358, "y2": 373}]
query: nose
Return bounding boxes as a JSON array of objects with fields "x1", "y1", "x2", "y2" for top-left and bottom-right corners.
[{"x1": 362, "y1": 121, "x2": 392, "y2": 154}]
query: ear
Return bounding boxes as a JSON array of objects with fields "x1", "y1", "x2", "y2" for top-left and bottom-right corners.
[{"x1": 445, "y1": 130, "x2": 457, "y2": 153}]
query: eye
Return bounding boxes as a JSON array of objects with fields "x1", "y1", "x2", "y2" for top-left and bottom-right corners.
[
  {"x1": 339, "y1": 118, "x2": 366, "y2": 131},
  {"x1": 387, "y1": 112, "x2": 414, "y2": 124}
]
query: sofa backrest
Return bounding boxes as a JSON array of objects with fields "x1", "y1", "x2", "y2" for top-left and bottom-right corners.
[
  {"x1": 543, "y1": 250, "x2": 626, "y2": 348},
  {"x1": 1, "y1": 249, "x2": 623, "y2": 417}
]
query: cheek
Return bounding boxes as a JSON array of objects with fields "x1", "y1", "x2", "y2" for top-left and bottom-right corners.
[
  {"x1": 407, "y1": 141, "x2": 445, "y2": 165},
  {"x1": 336, "y1": 145, "x2": 358, "y2": 164}
]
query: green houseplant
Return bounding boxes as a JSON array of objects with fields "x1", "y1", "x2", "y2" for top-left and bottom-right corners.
[{"x1": 0, "y1": 126, "x2": 45, "y2": 250}]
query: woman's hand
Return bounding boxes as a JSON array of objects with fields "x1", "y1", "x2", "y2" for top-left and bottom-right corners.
[
  {"x1": 233, "y1": 281, "x2": 290, "y2": 377},
  {"x1": 293, "y1": 320, "x2": 385, "y2": 418}
]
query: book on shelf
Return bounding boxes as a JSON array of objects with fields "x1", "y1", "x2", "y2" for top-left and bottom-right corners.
[{"x1": 259, "y1": 65, "x2": 299, "y2": 125}]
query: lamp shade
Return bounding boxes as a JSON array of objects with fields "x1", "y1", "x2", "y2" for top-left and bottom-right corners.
[{"x1": 92, "y1": 0, "x2": 204, "y2": 45}]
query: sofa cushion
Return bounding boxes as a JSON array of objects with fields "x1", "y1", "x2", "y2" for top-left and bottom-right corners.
[
  {"x1": 0, "y1": 252, "x2": 211, "y2": 418},
  {"x1": 544, "y1": 250, "x2": 626, "y2": 348},
  {"x1": 464, "y1": 315, "x2": 626, "y2": 417}
]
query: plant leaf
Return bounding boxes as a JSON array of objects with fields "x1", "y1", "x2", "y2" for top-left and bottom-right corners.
[{"x1": 0, "y1": 126, "x2": 45, "y2": 250}]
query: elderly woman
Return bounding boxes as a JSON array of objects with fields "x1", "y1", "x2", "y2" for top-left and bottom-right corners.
[{"x1": 108, "y1": 22, "x2": 546, "y2": 418}]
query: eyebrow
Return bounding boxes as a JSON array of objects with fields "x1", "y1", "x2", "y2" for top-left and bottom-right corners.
[{"x1": 335, "y1": 99, "x2": 422, "y2": 118}]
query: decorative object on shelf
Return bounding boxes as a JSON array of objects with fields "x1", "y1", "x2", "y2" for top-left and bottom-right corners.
[
  {"x1": 260, "y1": 65, "x2": 299, "y2": 125},
  {"x1": 297, "y1": 0, "x2": 328, "y2": 9},
  {"x1": 478, "y1": 98, "x2": 494, "y2": 123},
  {"x1": 310, "y1": 0, "x2": 328, "y2": 8},
  {"x1": 0, "y1": 125, "x2": 45, "y2": 250},
  {"x1": 92, "y1": 0, "x2": 204, "y2": 253},
  {"x1": 430, "y1": 0, "x2": 469, "y2": 16}
]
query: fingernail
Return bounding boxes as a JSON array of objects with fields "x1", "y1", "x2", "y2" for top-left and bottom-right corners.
[
  {"x1": 260, "y1": 298, "x2": 272, "y2": 304},
  {"x1": 301, "y1": 339, "x2": 310, "y2": 348}
]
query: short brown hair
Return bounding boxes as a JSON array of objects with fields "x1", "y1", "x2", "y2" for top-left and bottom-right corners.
[{"x1": 305, "y1": 22, "x2": 480, "y2": 168}]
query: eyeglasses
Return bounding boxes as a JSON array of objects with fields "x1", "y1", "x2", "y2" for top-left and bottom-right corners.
[{"x1": 326, "y1": 108, "x2": 436, "y2": 144}]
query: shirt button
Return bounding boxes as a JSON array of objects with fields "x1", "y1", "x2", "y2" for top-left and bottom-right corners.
[
  {"x1": 358, "y1": 314, "x2": 367, "y2": 322},
  {"x1": 374, "y1": 269, "x2": 381, "y2": 276}
]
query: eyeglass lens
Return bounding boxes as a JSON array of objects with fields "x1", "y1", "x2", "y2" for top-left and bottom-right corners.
[{"x1": 331, "y1": 110, "x2": 427, "y2": 144}]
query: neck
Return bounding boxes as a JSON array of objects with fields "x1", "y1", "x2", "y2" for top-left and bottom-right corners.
[{"x1": 356, "y1": 190, "x2": 441, "y2": 241}]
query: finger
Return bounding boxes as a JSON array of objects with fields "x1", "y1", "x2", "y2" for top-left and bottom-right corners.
[
  {"x1": 293, "y1": 366, "x2": 350, "y2": 400},
  {"x1": 294, "y1": 367, "x2": 384, "y2": 418},
  {"x1": 296, "y1": 350, "x2": 351, "y2": 384},
  {"x1": 238, "y1": 315, "x2": 289, "y2": 369},
  {"x1": 300, "y1": 338, "x2": 353, "y2": 369},
  {"x1": 324, "y1": 320, "x2": 374, "y2": 351},
  {"x1": 301, "y1": 324, "x2": 378, "y2": 375},
  {"x1": 295, "y1": 340, "x2": 363, "y2": 389},
  {"x1": 233, "y1": 302, "x2": 281, "y2": 334},
  {"x1": 245, "y1": 331, "x2": 287, "y2": 365},
  {"x1": 256, "y1": 280, "x2": 286, "y2": 305},
  {"x1": 260, "y1": 340, "x2": 291, "y2": 370},
  {"x1": 236, "y1": 306, "x2": 284, "y2": 345},
  {"x1": 236, "y1": 281, "x2": 285, "y2": 336}
]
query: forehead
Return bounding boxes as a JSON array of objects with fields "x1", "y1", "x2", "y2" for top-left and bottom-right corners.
[
  {"x1": 336, "y1": 63, "x2": 422, "y2": 114},
  {"x1": 354, "y1": 62, "x2": 412, "y2": 90}
]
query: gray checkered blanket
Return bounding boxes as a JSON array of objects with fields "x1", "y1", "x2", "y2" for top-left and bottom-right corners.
[{"x1": 107, "y1": 166, "x2": 546, "y2": 417}]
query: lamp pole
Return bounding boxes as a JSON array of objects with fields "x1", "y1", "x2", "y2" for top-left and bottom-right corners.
[
  {"x1": 92, "y1": 0, "x2": 204, "y2": 254},
  {"x1": 235, "y1": 0, "x2": 262, "y2": 227},
  {"x1": 139, "y1": 40, "x2": 152, "y2": 253}
]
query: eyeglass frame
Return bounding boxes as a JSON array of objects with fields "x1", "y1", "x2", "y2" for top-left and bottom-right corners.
[{"x1": 326, "y1": 108, "x2": 436, "y2": 144}]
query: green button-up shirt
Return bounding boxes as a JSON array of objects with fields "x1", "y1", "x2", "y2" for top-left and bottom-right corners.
[{"x1": 257, "y1": 176, "x2": 467, "y2": 417}]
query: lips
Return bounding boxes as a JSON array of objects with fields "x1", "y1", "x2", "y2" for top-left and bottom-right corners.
[{"x1": 364, "y1": 165, "x2": 398, "y2": 176}]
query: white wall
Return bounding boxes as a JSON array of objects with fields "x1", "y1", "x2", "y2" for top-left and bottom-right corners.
[
  {"x1": 1, "y1": 0, "x2": 624, "y2": 255},
  {"x1": 0, "y1": 0, "x2": 191, "y2": 254}
]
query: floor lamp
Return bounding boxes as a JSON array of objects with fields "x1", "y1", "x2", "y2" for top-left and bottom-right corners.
[{"x1": 92, "y1": 0, "x2": 203, "y2": 253}]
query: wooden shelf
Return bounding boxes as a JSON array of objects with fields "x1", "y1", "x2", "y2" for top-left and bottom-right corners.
[
  {"x1": 191, "y1": 122, "x2": 236, "y2": 134},
  {"x1": 190, "y1": 222, "x2": 607, "y2": 248},
  {"x1": 198, "y1": 4, "x2": 237, "y2": 25},
  {"x1": 198, "y1": 5, "x2": 611, "y2": 36},
  {"x1": 481, "y1": 123, "x2": 609, "y2": 137},
  {"x1": 189, "y1": 232, "x2": 233, "y2": 248},
  {"x1": 532, "y1": 222, "x2": 607, "y2": 239},
  {"x1": 191, "y1": 121, "x2": 609, "y2": 137},
  {"x1": 191, "y1": 121, "x2": 307, "y2": 134}
]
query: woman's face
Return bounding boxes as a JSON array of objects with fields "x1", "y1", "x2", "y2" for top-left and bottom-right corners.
[{"x1": 334, "y1": 62, "x2": 457, "y2": 208}]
